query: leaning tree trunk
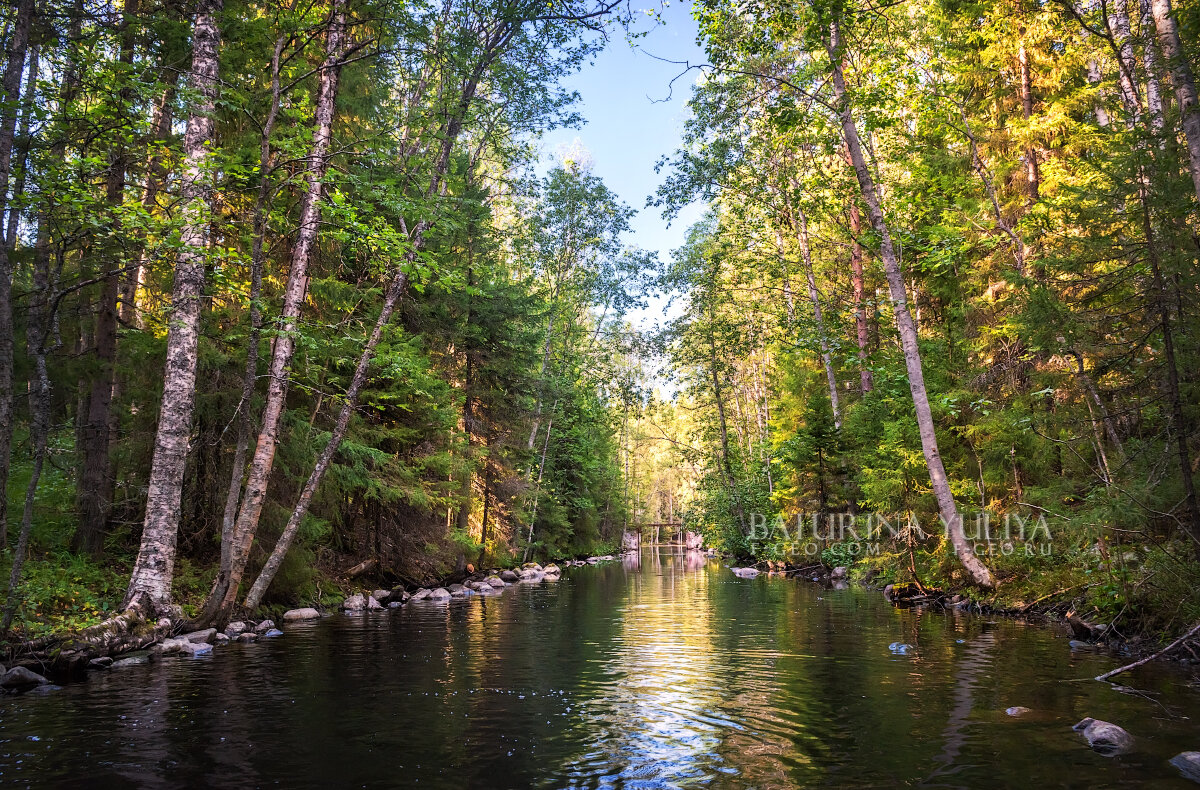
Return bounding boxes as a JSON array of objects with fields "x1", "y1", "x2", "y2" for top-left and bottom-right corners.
[
  {"x1": 0, "y1": 0, "x2": 35, "y2": 548},
  {"x1": 202, "y1": 0, "x2": 347, "y2": 625},
  {"x1": 828, "y1": 21, "x2": 995, "y2": 587},
  {"x1": 124, "y1": 0, "x2": 224, "y2": 611},
  {"x1": 242, "y1": 23, "x2": 504, "y2": 609},
  {"x1": 848, "y1": 199, "x2": 873, "y2": 393},
  {"x1": 1150, "y1": 0, "x2": 1200, "y2": 207}
]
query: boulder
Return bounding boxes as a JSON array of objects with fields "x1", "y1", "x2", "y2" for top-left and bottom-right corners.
[
  {"x1": 283, "y1": 607, "x2": 321, "y2": 622},
  {"x1": 500, "y1": 570, "x2": 520, "y2": 582},
  {"x1": 342, "y1": 594, "x2": 365, "y2": 612},
  {"x1": 236, "y1": 632, "x2": 257, "y2": 643},
  {"x1": 1170, "y1": 752, "x2": 1200, "y2": 784},
  {"x1": 180, "y1": 641, "x2": 213, "y2": 657},
  {"x1": 428, "y1": 587, "x2": 452, "y2": 600},
  {"x1": 88, "y1": 656, "x2": 114, "y2": 670},
  {"x1": 367, "y1": 595, "x2": 384, "y2": 610},
  {"x1": 831, "y1": 566, "x2": 848, "y2": 579},
  {"x1": 224, "y1": 621, "x2": 248, "y2": 637},
  {"x1": 477, "y1": 584, "x2": 501, "y2": 596},
  {"x1": 184, "y1": 628, "x2": 217, "y2": 644},
  {"x1": 731, "y1": 567, "x2": 759, "y2": 578},
  {"x1": 485, "y1": 576, "x2": 506, "y2": 588},
  {"x1": 522, "y1": 562, "x2": 542, "y2": 571},
  {"x1": 1074, "y1": 717, "x2": 1134, "y2": 755},
  {"x1": 372, "y1": 589, "x2": 390, "y2": 603},
  {"x1": 1, "y1": 666, "x2": 49, "y2": 690},
  {"x1": 262, "y1": 629, "x2": 284, "y2": 638},
  {"x1": 214, "y1": 632, "x2": 230, "y2": 644},
  {"x1": 157, "y1": 637, "x2": 190, "y2": 655},
  {"x1": 542, "y1": 564, "x2": 561, "y2": 577},
  {"x1": 1005, "y1": 706, "x2": 1033, "y2": 717},
  {"x1": 448, "y1": 584, "x2": 470, "y2": 596},
  {"x1": 254, "y1": 620, "x2": 276, "y2": 633},
  {"x1": 409, "y1": 588, "x2": 432, "y2": 601}
]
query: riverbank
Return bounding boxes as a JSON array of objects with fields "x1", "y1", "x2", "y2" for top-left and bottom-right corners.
[{"x1": 0, "y1": 554, "x2": 630, "y2": 692}]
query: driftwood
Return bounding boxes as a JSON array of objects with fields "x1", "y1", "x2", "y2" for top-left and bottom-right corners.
[
  {"x1": 1095, "y1": 620, "x2": 1200, "y2": 682},
  {"x1": 346, "y1": 558, "x2": 377, "y2": 578}
]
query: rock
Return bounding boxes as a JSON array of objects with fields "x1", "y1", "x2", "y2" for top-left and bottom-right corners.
[
  {"x1": 409, "y1": 588, "x2": 432, "y2": 601},
  {"x1": 1005, "y1": 706, "x2": 1033, "y2": 717},
  {"x1": 236, "y1": 632, "x2": 257, "y2": 643},
  {"x1": 522, "y1": 562, "x2": 542, "y2": 571},
  {"x1": 111, "y1": 656, "x2": 149, "y2": 668},
  {"x1": 832, "y1": 580, "x2": 849, "y2": 591},
  {"x1": 519, "y1": 571, "x2": 544, "y2": 583},
  {"x1": 831, "y1": 566, "x2": 848, "y2": 579},
  {"x1": 586, "y1": 557, "x2": 600, "y2": 564},
  {"x1": 214, "y1": 632, "x2": 230, "y2": 644},
  {"x1": 262, "y1": 629, "x2": 284, "y2": 638},
  {"x1": 500, "y1": 570, "x2": 520, "y2": 582},
  {"x1": 888, "y1": 642, "x2": 915, "y2": 655},
  {"x1": 157, "y1": 637, "x2": 190, "y2": 655},
  {"x1": 372, "y1": 589, "x2": 390, "y2": 602},
  {"x1": 731, "y1": 567, "x2": 759, "y2": 578},
  {"x1": 179, "y1": 641, "x2": 213, "y2": 657},
  {"x1": 88, "y1": 656, "x2": 114, "y2": 670},
  {"x1": 448, "y1": 584, "x2": 470, "y2": 596},
  {"x1": 883, "y1": 584, "x2": 895, "y2": 600},
  {"x1": 1068, "y1": 640, "x2": 1096, "y2": 650},
  {"x1": 367, "y1": 595, "x2": 384, "y2": 609},
  {"x1": 477, "y1": 584, "x2": 501, "y2": 596},
  {"x1": 1, "y1": 666, "x2": 49, "y2": 689},
  {"x1": 485, "y1": 576, "x2": 506, "y2": 588},
  {"x1": 283, "y1": 607, "x2": 321, "y2": 622},
  {"x1": 342, "y1": 594, "x2": 365, "y2": 612},
  {"x1": 388, "y1": 601, "x2": 403, "y2": 608},
  {"x1": 427, "y1": 587, "x2": 452, "y2": 600},
  {"x1": 254, "y1": 620, "x2": 276, "y2": 633},
  {"x1": 542, "y1": 564, "x2": 561, "y2": 576},
  {"x1": 224, "y1": 621, "x2": 248, "y2": 637},
  {"x1": 1074, "y1": 717, "x2": 1134, "y2": 755},
  {"x1": 184, "y1": 628, "x2": 217, "y2": 644},
  {"x1": 1170, "y1": 752, "x2": 1200, "y2": 784}
]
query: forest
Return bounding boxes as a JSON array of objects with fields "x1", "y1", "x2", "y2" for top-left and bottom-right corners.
[{"x1": 0, "y1": 0, "x2": 1197, "y2": 644}]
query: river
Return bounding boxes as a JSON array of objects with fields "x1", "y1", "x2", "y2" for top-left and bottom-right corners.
[{"x1": 2, "y1": 548, "x2": 1198, "y2": 788}]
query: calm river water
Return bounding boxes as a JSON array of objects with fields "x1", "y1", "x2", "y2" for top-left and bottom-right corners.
[{"x1": 2, "y1": 549, "x2": 1198, "y2": 788}]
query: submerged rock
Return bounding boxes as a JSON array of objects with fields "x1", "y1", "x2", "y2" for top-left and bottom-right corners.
[
  {"x1": 88, "y1": 656, "x2": 114, "y2": 670},
  {"x1": 1170, "y1": 752, "x2": 1200, "y2": 784},
  {"x1": 888, "y1": 642, "x2": 915, "y2": 655},
  {"x1": 1, "y1": 666, "x2": 49, "y2": 690},
  {"x1": 263, "y1": 629, "x2": 284, "y2": 638},
  {"x1": 111, "y1": 656, "x2": 149, "y2": 668},
  {"x1": 1074, "y1": 717, "x2": 1134, "y2": 755},
  {"x1": 283, "y1": 607, "x2": 321, "y2": 622},
  {"x1": 1005, "y1": 706, "x2": 1033, "y2": 717},
  {"x1": 731, "y1": 567, "x2": 759, "y2": 578}
]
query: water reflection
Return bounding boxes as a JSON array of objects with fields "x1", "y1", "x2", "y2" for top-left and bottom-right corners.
[{"x1": 1, "y1": 548, "x2": 1198, "y2": 789}]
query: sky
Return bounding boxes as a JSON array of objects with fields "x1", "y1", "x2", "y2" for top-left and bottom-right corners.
[{"x1": 538, "y1": 1, "x2": 710, "y2": 334}]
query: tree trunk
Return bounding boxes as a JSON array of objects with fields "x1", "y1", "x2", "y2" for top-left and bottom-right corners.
[
  {"x1": 1017, "y1": 39, "x2": 1039, "y2": 203},
  {"x1": 1150, "y1": 0, "x2": 1200, "y2": 207},
  {"x1": 203, "y1": 0, "x2": 347, "y2": 624},
  {"x1": 124, "y1": 0, "x2": 224, "y2": 611},
  {"x1": 791, "y1": 199, "x2": 841, "y2": 428},
  {"x1": 73, "y1": 0, "x2": 140, "y2": 556},
  {"x1": 849, "y1": 200, "x2": 872, "y2": 392},
  {"x1": 828, "y1": 21, "x2": 994, "y2": 587},
  {"x1": 0, "y1": 0, "x2": 35, "y2": 549},
  {"x1": 5, "y1": 41, "x2": 36, "y2": 250}
]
